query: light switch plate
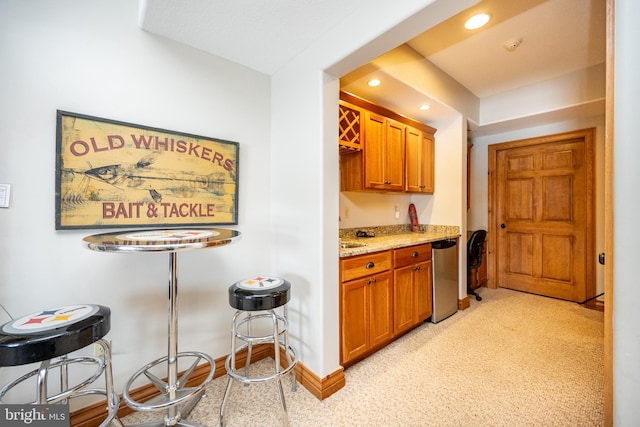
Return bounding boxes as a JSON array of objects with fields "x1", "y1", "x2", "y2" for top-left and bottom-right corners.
[{"x1": 0, "y1": 184, "x2": 11, "y2": 208}]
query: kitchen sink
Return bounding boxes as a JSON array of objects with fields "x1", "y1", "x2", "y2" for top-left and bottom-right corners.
[{"x1": 340, "y1": 242, "x2": 367, "y2": 249}]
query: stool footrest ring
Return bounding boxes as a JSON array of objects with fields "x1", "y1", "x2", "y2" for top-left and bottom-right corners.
[
  {"x1": 123, "y1": 351, "x2": 214, "y2": 412},
  {"x1": 0, "y1": 355, "x2": 105, "y2": 404},
  {"x1": 225, "y1": 344, "x2": 298, "y2": 384}
]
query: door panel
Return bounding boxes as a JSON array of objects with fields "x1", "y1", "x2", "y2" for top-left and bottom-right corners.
[
  {"x1": 364, "y1": 112, "x2": 385, "y2": 189},
  {"x1": 340, "y1": 278, "x2": 369, "y2": 363},
  {"x1": 385, "y1": 119, "x2": 405, "y2": 191},
  {"x1": 507, "y1": 179, "x2": 533, "y2": 219},
  {"x1": 393, "y1": 266, "x2": 415, "y2": 335},
  {"x1": 507, "y1": 232, "x2": 533, "y2": 276},
  {"x1": 369, "y1": 272, "x2": 393, "y2": 348},
  {"x1": 541, "y1": 234, "x2": 572, "y2": 281},
  {"x1": 492, "y1": 130, "x2": 595, "y2": 302}
]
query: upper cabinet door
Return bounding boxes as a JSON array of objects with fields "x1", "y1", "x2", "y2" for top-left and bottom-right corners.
[
  {"x1": 405, "y1": 126, "x2": 434, "y2": 193},
  {"x1": 363, "y1": 112, "x2": 386, "y2": 189},
  {"x1": 384, "y1": 119, "x2": 406, "y2": 192},
  {"x1": 364, "y1": 112, "x2": 405, "y2": 191}
]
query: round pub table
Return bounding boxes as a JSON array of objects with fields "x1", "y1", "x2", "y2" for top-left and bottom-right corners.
[{"x1": 83, "y1": 228, "x2": 241, "y2": 427}]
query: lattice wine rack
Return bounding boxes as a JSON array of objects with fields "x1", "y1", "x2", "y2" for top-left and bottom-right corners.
[{"x1": 339, "y1": 102, "x2": 362, "y2": 155}]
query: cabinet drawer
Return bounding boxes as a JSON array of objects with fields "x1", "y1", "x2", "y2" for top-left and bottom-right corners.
[
  {"x1": 340, "y1": 251, "x2": 391, "y2": 282},
  {"x1": 393, "y1": 243, "x2": 432, "y2": 268}
]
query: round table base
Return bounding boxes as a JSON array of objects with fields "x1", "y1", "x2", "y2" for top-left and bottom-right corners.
[{"x1": 123, "y1": 351, "x2": 214, "y2": 426}]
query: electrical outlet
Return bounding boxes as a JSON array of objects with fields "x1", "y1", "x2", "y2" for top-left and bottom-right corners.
[
  {"x1": 394, "y1": 204, "x2": 400, "y2": 219},
  {"x1": 344, "y1": 206, "x2": 350, "y2": 219}
]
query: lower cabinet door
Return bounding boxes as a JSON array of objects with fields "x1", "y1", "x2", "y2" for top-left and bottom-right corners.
[
  {"x1": 393, "y1": 266, "x2": 415, "y2": 335},
  {"x1": 341, "y1": 278, "x2": 369, "y2": 364},
  {"x1": 368, "y1": 272, "x2": 393, "y2": 348},
  {"x1": 415, "y1": 260, "x2": 433, "y2": 321}
]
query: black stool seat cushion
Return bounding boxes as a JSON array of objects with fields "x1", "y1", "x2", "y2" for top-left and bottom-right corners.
[
  {"x1": 0, "y1": 304, "x2": 110, "y2": 366},
  {"x1": 229, "y1": 277, "x2": 291, "y2": 311}
]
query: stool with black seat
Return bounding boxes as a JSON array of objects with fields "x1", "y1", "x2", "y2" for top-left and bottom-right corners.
[
  {"x1": 0, "y1": 304, "x2": 122, "y2": 427},
  {"x1": 219, "y1": 276, "x2": 298, "y2": 427},
  {"x1": 467, "y1": 229, "x2": 487, "y2": 302}
]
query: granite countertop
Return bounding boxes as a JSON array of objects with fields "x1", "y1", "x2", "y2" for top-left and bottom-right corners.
[{"x1": 339, "y1": 225, "x2": 460, "y2": 258}]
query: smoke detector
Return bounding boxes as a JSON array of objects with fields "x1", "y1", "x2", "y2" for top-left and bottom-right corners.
[{"x1": 503, "y1": 38, "x2": 523, "y2": 52}]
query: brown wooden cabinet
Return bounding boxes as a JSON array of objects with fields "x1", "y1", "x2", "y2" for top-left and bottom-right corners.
[
  {"x1": 363, "y1": 112, "x2": 406, "y2": 191},
  {"x1": 339, "y1": 100, "x2": 364, "y2": 154},
  {"x1": 340, "y1": 251, "x2": 393, "y2": 365},
  {"x1": 393, "y1": 244, "x2": 432, "y2": 335},
  {"x1": 339, "y1": 91, "x2": 436, "y2": 194},
  {"x1": 340, "y1": 243, "x2": 436, "y2": 366},
  {"x1": 405, "y1": 126, "x2": 434, "y2": 193}
]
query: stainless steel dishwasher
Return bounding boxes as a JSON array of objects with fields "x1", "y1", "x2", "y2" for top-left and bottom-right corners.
[{"x1": 431, "y1": 238, "x2": 459, "y2": 323}]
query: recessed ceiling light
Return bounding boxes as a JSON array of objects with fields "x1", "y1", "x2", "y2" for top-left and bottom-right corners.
[
  {"x1": 368, "y1": 79, "x2": 381, "y2": 87},
  {"x1": 464, "y1": 13, "x2": 491, "y2": 30},
  {"x1": 419, "y1": 104, "x2": 431, "y2": 111}
]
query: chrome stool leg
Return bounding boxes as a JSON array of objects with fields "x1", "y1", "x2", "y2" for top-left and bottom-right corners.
[
  {"x1": 219, "y1": 311, "x2": 241, "y2": 427},
  {"x1": 244, "y1": 312, "x2": 253, "y2": 382},
  {"x1": 281, "y1": 305, "x2": 296, "y2": 392},
  {"x1": 271, "y1": 309, "x2": 288, "y2": 426},
  {"x1": 36, "y1": 359, "x2": 51, "y2": 404}
]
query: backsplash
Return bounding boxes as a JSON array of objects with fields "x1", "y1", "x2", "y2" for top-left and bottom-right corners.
[{"x1": 339, "y1": 224, "x2": 460, "y2": 238}]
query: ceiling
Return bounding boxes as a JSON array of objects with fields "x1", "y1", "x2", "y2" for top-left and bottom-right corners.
[{"x1": 140, "y1": 0, "x2": 606, "y2": 137}]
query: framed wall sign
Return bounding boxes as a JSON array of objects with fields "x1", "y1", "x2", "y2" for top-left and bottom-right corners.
[{"x1": 55, "y1": 111, "x2": 239, "y2": 229}]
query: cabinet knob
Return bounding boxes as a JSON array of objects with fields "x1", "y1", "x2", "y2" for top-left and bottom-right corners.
[
  {"x1": 412, "y1": 251, "x2": 419, "y2": 257},
  {"x1": 365, "y1": 261, "x2": 375, "y2": 269}
]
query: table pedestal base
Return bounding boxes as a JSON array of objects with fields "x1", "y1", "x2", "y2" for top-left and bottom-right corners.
[{"x1": 123, "y1": 351, "x2": 214, "y2": 427}]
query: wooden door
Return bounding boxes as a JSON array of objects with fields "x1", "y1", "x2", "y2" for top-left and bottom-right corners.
[
  {"x1": 421, "y1": 133, "x2": 434, "y2": 193},
  {"x1": 340, "y1": 278, "x2": 369, "y2": 364},
  {"x1": 364, "y1": 112, "x2": 405, "y2": 191},
  {"x1": 414, "y1": 260, "x2": 432, "y2": 321},
  {"x1": 405, "y1": 127, "x2": 433, "y2": 193},
  {"x1": 489, "y1": 129, "x2": 595, "y2": 302},
  {"x1": 385, "y1": 119, "x2": 406, "y2": 191},
  {"x1": 368, "y1": 272, "x2": 393, "y2": 348},
  {"x1": 393, "y1": 266, "x2": 415, "y2": 334},
  {"x1": 364, "y1": 112, "x2": 386, "y2": 189},
  {"x1": 405, "y1": 127, "x2": 422, "y2": 193}
]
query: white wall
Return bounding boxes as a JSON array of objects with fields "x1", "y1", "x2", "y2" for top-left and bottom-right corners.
[
  {"x1": 613, "y1": 0, "x2": 640, "y2": 423},
  {"x1": 0, "y1": 0, "x2": 273, "y2": 393},
  {"x1": 339, "y1": 192, "x2": 413, "y2": 229},
  {"x1": 480, "y1": 64, "x2": 606, "y2": 125}
]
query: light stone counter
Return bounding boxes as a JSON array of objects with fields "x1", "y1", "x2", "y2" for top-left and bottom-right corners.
[{"x1": 339, "y1": 225, "x2": 460, "y2": 258}]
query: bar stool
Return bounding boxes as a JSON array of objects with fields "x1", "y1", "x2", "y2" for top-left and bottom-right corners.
[
  {"x1": 219, "y1": 276, "x2": 298, "y2": 427},
  {"x1": 0, "y1": 304, "x2": 122, "y2": 427}
]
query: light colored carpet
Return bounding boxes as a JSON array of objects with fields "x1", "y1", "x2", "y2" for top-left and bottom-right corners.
[{"x1": 121, "y1": 288, "x2": 604, "y2": 426}]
